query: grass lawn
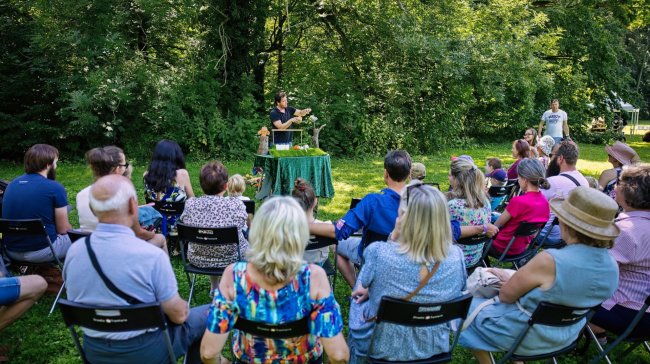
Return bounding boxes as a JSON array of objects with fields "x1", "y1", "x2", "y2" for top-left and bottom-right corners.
[{"x1": 1, "y1": 135, "x2": 649, "y2": 363}]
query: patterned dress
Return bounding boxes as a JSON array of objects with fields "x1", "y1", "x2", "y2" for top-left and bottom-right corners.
[
  {"x1": 448, "y1": 198, "x2": 491, "y2": 267},
  {"x1": 206, "y1": 262, "x2": 344, "y2": 363},
  {"x1": 180, "y1": 195, "x2": 248, "y2": 268},
  {"x1": 144, "y1": 180, "x2": 188, "y2": 229}
]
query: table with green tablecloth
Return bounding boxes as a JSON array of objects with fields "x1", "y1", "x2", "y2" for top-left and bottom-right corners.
[{"x1": 253, "y1": 154, "x2": 335, "y2": 199}]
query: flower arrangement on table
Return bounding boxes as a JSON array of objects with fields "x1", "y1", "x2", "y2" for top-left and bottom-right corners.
[{"x1": 269, "y1": 147, "x2": 328, "y2": 158}]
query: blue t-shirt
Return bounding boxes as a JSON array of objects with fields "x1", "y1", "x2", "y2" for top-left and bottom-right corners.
[
  {"x1": 2, "y1": 174, "x2": 68, "y2": 252},
  {"x1": 269, "y1": 106, "x2": 296, "y2": 144}
]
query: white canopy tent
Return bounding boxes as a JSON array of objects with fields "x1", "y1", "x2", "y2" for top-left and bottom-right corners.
[{"x1": 613, "y1": 101, "x2": 641, "y2": 135}]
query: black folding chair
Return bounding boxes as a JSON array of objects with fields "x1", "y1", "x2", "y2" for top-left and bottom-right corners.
[
  {"x1": 455, "y1": 234, "x2": 491, "y2": 271},
  {"x1": 176, "y1": 223, "x2": 240, "y2": 304},
  {"x1": 367, "y1": 293, "x2": 473, "y2": 363},
  {"x1": 363, "y1": 230, "x2": 389, "y2": 249},
  {"x1": 58, "y1": 299, "x2": 175, "y2": 364},
  {"x1": 67, "y1": 229, "x2": 92, "y2": 243},
  {"x1": 146, "y1": 198, "x2": 185, "y2": 237},
  {"x1": 242, "y1": 200, "x2": 255, "y2": 214},
  {"x1": 532, "y1": 217, "x2": 566, "y2": 253},
  {"x1": 423, "y1": 182, "x2": 441, "y2": 190},
  {"x1": 492, "y1": 301, "x2": 594, "y2": 364},
  {"x1": 306, "y1": 235, "x2": 339, "y2": 288},
  {"x1": 488, "y1": 184, "x2": 516, "y2": 213},
  {"x1": 588, "y1": 293, "x2": 650, "y2": 364},
  {"x1": 234, "y1": 314, "x2": 310, "y2": 339},
  {"x1": 0, "y1": 218, "x2": 65, "y2": 315},
  {"x1": 349, "y1": 197, "x2": 362, "y2": 210},
  {"x1": 483, "y1": 221, "x2": 545, "y2": 269}
]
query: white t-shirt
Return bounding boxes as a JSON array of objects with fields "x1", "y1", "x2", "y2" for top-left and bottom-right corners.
[
  {"x1": 541, "y1": 109, "x2": 568, "y2": 138},
  {"x1": 76, "y1": 185, "x2": 98, "y2": 231}
]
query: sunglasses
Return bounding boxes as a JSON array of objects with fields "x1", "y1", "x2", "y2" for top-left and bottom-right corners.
[{"x1": 117, "y1": 163, "x2": 130, "y2": 169}]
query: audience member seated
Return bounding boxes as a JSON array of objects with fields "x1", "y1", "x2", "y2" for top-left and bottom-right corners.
[
  {"x1": 590, "y1": 164, "x2": 650, "y2": 342},
  {"x1": 447, "y1": 158, "x2": 491, "y2": 267},
  {"x1": 485, "y1": 158, "x2": 502, "y2": 177},
  {"x1": 0, "y1": 258, "x2": 47, "y2": 331},
  {"x1": 226, "y1": 174, "x2": 250, "y2": 200},
  {"x1": 536, "y1": 135, "x2": 555, "y2": 170},
  {"x1": 537, "y1": 140, "x2": 588, "y2": 246},
  {"x1": 485, "y1": 168, "x2": 507, "y2": 223},
  {"x1": 460, "y1": 187, "x2": 620, "y2": 363},
  {"x1": 309, "y1": 150, "x2": 412, "y2": 288},
  {"x1": 489, "y1": 158, "x2": 549, "y2": 259},
  {"x1": 506, "y1": 139, "x2": 530, "y2": 180},
  {"x1": 144, "y1": 139, "x2": 195, "y2": 230},
  {"x1": 410, "y1": 162, "x2": 426, "y2": 181},
  {"x1": 77, "y1": 146, "x2": 166, "y2": 251},
  {"x1": 200, "y1": 197, "x2": 349, "y2": 364},
  {"x1": 292, "y1": 178, "x2": 331, "y2": 266},
  {"x1": 585, "y1": 176, "x2": 600, "y2": 189},
  {"x1": 598, "y1": 141, "x2": 640, "y2": 198},
  {"x1": 63, "y1": 175, "x2": 207, "y2": 364},
  {"x1": 523, "y1": 128, "x2": 539, "y2": 158},
  {"x1": 348, "y1": 182, "x2": 466, "y2": 363},
  {"x1": 179, "y1": 161, "x2": 249, "y2": 293},
  {"x1": 2, "y1": 144, "x2": 73, "y2": 263}
]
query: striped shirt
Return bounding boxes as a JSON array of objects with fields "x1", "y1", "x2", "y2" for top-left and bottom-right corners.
[{"x1": 602, "y1": 211, "x2": 650, "y2": 312}]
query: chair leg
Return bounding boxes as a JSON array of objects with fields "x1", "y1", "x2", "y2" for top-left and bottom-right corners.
[
  {"x1": 48, "y1": 281, "x2": 66, "y2": 316},
  {"x1": 587, "y1": 325, "x2": 613, "y2": 364},
  {"x1": 187, "y1": 274, "x2": 197, "y2": 305},
  {"x1": 644, "y1": 341, "x2": 650, "y2": 354}
]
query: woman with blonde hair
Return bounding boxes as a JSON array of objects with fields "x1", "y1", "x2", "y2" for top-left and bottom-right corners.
[
  {"x1": 200, "y1": 197, "x2": 349, "y2": 364},
  {"x1": 447, "y1": 158, "x2": 491, "y2": 267},
  {"x1": 347, "y1": 182, "x2": 466, "y2": 363}
]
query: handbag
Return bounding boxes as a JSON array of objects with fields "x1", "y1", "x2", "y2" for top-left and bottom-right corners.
[{"x1": 465, "y1": 267, "x2": 515, "y2": 298}]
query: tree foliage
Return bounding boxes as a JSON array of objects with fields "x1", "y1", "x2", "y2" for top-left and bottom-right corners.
[{"x1": 0, "y1": 0, "x2": 647, "y2": 160}]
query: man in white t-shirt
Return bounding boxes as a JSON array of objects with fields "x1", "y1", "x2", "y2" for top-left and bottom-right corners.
[
  {"x1": 538, "y1": 99, "x2": 569, "y2": 144},
  {"x1": 538, "y1": 140, "x2": 588, "y2": 245}
]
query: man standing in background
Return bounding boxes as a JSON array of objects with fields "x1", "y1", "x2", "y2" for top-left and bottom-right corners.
[{"x1": 539, "y1": 99, "x2": 569, "y2": 144}]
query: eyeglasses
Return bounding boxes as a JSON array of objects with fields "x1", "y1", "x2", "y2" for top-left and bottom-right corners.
[
  {"x1": 405, "y1": 183, "x2": 425, "y2": 205},
  {"x1": 117, "y1": 163, "x2": 130, "y2": 169},
  {"x1": 524, "y1": 133, "x2": 534, "y2": 136}
]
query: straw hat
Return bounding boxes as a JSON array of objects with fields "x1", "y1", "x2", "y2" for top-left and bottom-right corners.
[
  {"x1": 605, "y1": 141, "x2": 639, "y2": 166},
  {"x1": 411, "y1": 162, "x2": 426, "y2": 180},
  {"x1": 550, "y1": 187, "x2": 620, "y2": 240}
]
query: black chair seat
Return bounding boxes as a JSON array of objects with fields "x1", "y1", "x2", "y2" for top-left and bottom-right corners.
[
  {"x1": 183, "y1": 263, "x2": 227, "y2": 277},
  {"x1": 321, "y1": 259, "x2": 335, "y2": 277},
  {"x1": 369, "y1": 351, "x2": 451, "y2": 364}
]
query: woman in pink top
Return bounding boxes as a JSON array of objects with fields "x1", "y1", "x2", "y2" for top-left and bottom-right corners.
[
  {"x1": 506, "y1": 139, "x2": 531, "y2": 180},
  {"x1": 590, "y1": 164, "x2": 650, "y2": 340},
  {"x1": 491, "y1": 158, "x2": 550, "y2": 257}
]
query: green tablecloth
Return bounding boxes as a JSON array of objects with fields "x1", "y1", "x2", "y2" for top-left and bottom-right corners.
[{"x1": 253, "y1": 154, "x2": 335, "y2": 199}]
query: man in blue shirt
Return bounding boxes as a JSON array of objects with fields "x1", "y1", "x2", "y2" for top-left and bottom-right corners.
[{"x1": 2, "y1": 144, "x2": 73, "y2": 263}]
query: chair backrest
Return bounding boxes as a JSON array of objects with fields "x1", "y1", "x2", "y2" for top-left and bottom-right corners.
[
  {"x1": 350, "y1": 197, "x2": 362, "y2": 210},
  {"x1": 456, "y1": 234, "x2": 490, "y2": 246},
  {"x1": 505, "y1": 179, "x2": 518, "y2": 187},
  {"x1": 0, "y1": 218, "x2": 47, "y2": 236},
  {"x1": 67, "y1": 230, "x2": 92, "y2": 243},
  {"x1": 363, "y1": 230, "x2": 389, "y2": 248},
  {"x1": 234, "y1": 315, "x2": 310, "y2": 339},
  {"x1": 423, "y1": 182, "x2": 440, "y2": 190},
  {"x1": 176, "y1": 223, "x2": 240, "y2": 261},
  {"x1": 513, "y1": 221, "x2": 546, "y2": 239},
  {"x1": 146, "y1": 199, "x2": 185, "y2": 216},
  {"x1": 375, "y1": 293, "x2": 473, "y2": 326},
  {"x1": 243, "y1": 200, "x2": 255, "y2": 214},
  {"x1": 58, "y1": 299, "x2": 175, "y2": 364},
  {"x1": 528, "y1": 301, "x2": 592, "y2": 327},
  {"x1": 306, "y1": 235, "x2": 338, "y2": 251},
  {"x1": 488, "y1": 184, "x2": 515, "y2": 198}
]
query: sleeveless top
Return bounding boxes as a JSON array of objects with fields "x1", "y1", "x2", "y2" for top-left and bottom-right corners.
[{"x1": 206, "y1": 262, "x2": 344, "y2": 363}]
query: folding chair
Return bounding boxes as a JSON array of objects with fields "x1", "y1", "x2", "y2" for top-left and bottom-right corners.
[
  {"x1": 242, "y1": 200, "x2": 255, "y2": 214},
  {"x1": 367, "y1": 293, "x2": 473, "y2": 363},
  {"x1": 176, "y1": 223, "x2": 240, "y2": 304},
  {"x1": 488, "y1": 185, "x2": 516, "y2": 213},
  {"x1": 363, "y1": 230, "x2": 389, "y2": 249},
  {"x1": 587, "y1": 293, "x2": 650, "y2": 364},
  {"x1": 423, "y1": 182, "x2": 441, "y2": 190},
  {"x1": 67, "y1": 229, "x2": 92, "y2": 243},
  {"x1": 0, "y1": 218, "x2": 65, "y2": 315},
  {"x1": 532, "y1": 217, "x2": 565, "y2": 253},
  {"x1": 483, "y1": 221, "x2": 545, "y2": 269},
  {"x1": 455, "y1": 234, "x2": 491, "y2": 271},
  {"x1": 350, "y1": 197, "x2": 362, "y2": 210},
  {"x1": 491, "y1": 301, "x2": 594, "y2": 364},
  {"x1": 306, "y1": 235, "x2": 339, "y2": 288},
  {"x1": 58, "y1": 299, "x2": 175, "y2": 364},
  {"x1": 234, "y1": 314, "x2": 310, "y2": 339},
  {"x1": 146, "y1": 199, "x2": 185, "y2": 237}
]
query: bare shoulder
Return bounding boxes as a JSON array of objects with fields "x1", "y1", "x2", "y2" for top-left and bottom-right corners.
[
  {"x1": 218, "y1": 264, "x2": 237, "y2": 300},
  {"x1": 308, "y1": 264, "x2": 331, "y2": 300}
]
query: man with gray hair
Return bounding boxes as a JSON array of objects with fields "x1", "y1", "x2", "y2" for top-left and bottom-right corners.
[{"x1": 63, "y1": 175, "x2": 207, "y2": 364}]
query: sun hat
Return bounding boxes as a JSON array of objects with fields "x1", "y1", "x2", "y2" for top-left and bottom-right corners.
[
  {"x1": 485, "y1": 168, "x2": 507, "y2": 182},
  {"x1": 537, "y1": 135, "x2": 555, "y2": 156},
  {"x1": 605, "y1": 141, "x2": 639, "y2": 166},
  {"x1": 549, "y1": 186, "x2": 620, "y2": 240},
  {"x1": 411, "y1": 162, "x2": 426, "y2": 180}
]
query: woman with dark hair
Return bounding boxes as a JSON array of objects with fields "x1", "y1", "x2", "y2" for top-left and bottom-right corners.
[
  {"x1": 460, "y1": 187, "x2": 619, "y2": 363},
  {"x1": 180, "y1": 161, "x2": 248, "y2": 293},
  {"x1": 292, "y1": 178, "x2": 331, "y2": 266},
  {"x1": 506, "y1": 139, "x2": 531, "y2": 180},
  {"x1": 144, "y1": 139, "x2": 194, "y2": 203},
  {"x1": 589, "y1": 164, "x2": 650, "y2": 342},
  {"x1": 489, "y1": 158, "x2": 549, "y2": 259},
  {"x1": 523, "y1": 128, "x2": 538, "y2": 158}
]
